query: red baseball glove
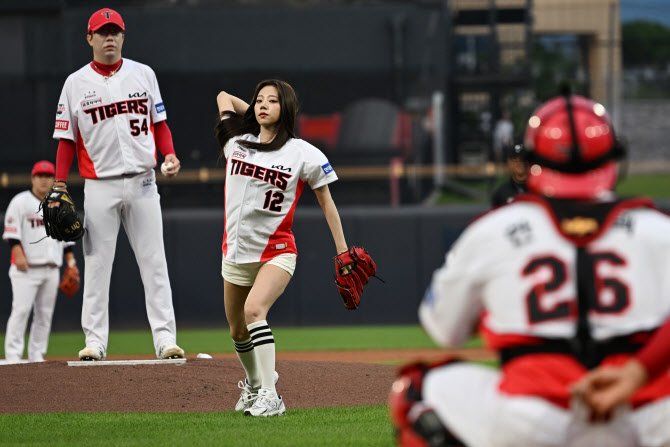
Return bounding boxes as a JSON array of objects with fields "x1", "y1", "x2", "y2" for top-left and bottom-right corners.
[
  {"x1": 334, "y1": 246, "x2": 377, "y2": 310},
  {"x1": 59, "y1": 265, "x2": 80, "y2": 298}
]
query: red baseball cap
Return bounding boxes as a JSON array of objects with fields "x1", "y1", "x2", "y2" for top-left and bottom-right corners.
[
  {"x1": 31, "y1": 160, "x2": 55, "y2": 177},
  {"x1": 88, "y1": 8, "x2": 125, "y2": 34}
]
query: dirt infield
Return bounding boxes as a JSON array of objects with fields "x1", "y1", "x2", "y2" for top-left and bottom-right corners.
[{"x1": 0, "y1": 348, "x2": 494, "y2": 414}]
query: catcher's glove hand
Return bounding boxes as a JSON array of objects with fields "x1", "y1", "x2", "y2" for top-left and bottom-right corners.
[
  {"x1": 41, "y1": 188, "x2": 85, "y2": 242},
  {"x1": 59, "y1": 265, "x2": 80, "y2": 298},
  {"x1": 334, "y1": 246, "x2": 378, "y2": 310}
]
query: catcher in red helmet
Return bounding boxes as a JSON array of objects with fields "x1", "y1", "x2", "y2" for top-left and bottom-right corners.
[
  {"x1": 390, "y1": 94, "x2": 670, "y2": 447},
  {"x1": 524, "y1": 94, "x2": 625, "y2": 200}
]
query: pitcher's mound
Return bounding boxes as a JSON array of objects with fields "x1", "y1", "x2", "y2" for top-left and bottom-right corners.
[{"x1": 0, "y1": 358, "x2": 396, "y2": 414}]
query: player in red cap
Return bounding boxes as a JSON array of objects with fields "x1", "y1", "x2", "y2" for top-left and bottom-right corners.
[
  {"x1": 390, "y1": 94, "x2": 670, "y2": 446},
  {"x1": 50, "y1": 8, "x2": 183, "y2": 361},
  {"x1": 87, "y1": 8, "x2": 125, "y2": 35},
  {"x1": 2, "y1": 161, "x2": 79, "y2": 364}
]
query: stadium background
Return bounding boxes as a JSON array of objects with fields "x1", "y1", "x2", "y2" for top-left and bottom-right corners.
[{"x1": 1, "y1": 0, "x2": 669, "y2": 332}]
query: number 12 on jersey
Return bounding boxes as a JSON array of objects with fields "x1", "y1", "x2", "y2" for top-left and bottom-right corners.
[{"x1": 263, "y1": 190, "x2": 284, "y2": 212}]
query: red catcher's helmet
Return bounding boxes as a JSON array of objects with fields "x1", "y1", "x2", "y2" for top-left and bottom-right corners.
[{"x1": 524, "y1": 95, "x2": 624, "y2": 199}]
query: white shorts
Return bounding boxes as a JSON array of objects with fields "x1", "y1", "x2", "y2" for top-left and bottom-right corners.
[{"x1": 221, "y1": 253, "x2": 297, "y2": 287}]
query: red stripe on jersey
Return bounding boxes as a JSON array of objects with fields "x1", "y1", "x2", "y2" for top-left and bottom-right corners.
[
  {"x1": 150, "y1": 119, "x2": 157, "y2": 165},
  {"x1": 480, "y1": 323, "x2": 546, "y2": 349},
  {"x1": 259, "y1": 179, "x2": 306, "y2": 262},
  {"x1": 221, "y1": 179, "x2": 228, "y2": 256},
  {"x1": 76, "y1": 130, "x2": 98, "y2": 179}
]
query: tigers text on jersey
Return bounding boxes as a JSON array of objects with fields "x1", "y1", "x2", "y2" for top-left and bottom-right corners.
[
  {"x1": 2, "y1": 191, "x2": 73, "y2": 266},
  {"x1": 53, "y1": 58, "x2": 166, "y2": 179},
  {"x1": 419, "y1": 197, "x2": 670, "y2": 348},
  {"x1": 222, "y1": 135, "x2": 338, "y2": 263}
]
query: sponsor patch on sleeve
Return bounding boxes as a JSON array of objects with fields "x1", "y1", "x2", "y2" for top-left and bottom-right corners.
[
  {"x1": 321, "y1": 162, "x2": 333, "y2": 175},
  {"x1": 55, "y1": 120, "x2": 69, "y2": 131},
  {"x1": 155, "y1": 102, "x2": 165, "y2": 114}
]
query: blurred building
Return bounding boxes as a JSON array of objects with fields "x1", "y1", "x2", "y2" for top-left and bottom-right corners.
[{"x1": 0, "y1": 0, "x2": 626, "y2": 207}]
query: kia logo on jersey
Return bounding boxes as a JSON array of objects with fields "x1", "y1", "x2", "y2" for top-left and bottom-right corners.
[
  {"x1": 271, "y1": 165, "x2": 292, "y2": 172},
  {"x1": 129, "y1": 92, "x2": 147, "y2": 98}
]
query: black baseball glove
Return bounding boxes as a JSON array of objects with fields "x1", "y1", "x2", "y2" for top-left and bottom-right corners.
[{"x1": 41, "y1": 187, "x2": 85, "y2": 242}]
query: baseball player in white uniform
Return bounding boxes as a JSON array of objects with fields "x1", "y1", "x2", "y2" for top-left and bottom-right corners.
[
  {"x1": 3, "y1": 161, "x2": 78, "y2": 364},
  {"x1": 51, "y1": 8, "x2": 183, "y2": 361},
  {"x1": 390, "y1": 95, "x2": 670, "y2": 447},
  {"x1": 216, "y1": 80, "x2": 352, "y2": 416}
]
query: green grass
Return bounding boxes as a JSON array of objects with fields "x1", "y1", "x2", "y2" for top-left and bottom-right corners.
[
  {"x1": 0, "y1": 326, "x2": 485, "y2": 446},
  {"x1": 616, "y1": 174, "x2": 670, "y2": 198},
  {"x1": 1, "y1": 325, "x2": 459, "y2": 358},
  {"x1": 0, "y1": 406, "x2": 394, "y2": 447},
  {"x1": 436, "y1": 173, "x2": 670, "y2": 204}
]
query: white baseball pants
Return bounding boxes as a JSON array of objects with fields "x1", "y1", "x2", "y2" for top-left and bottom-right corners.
[
  {"x1": 423, "y1": 362, "x2": 670, "y2": 447},
  {"x1": 82, "y1": 170, "x2": 177, "y2": 357},
  {"x1": 5, "y1": 265, "x2": 59, "y2": 362}
]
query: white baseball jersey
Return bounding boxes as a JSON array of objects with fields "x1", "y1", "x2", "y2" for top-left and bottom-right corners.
[
  {"x1": 53, "y1": 58, "x2": 166, "y2": 179},
  {"x1": 419, "y1": 194, "x2": 670, "y2": 406},
  {"x1": 222, "y1": 134, "x2": 338, "y2": 263},
  {"x1": 3, "y1": 191, "x2": 73, "y2": 266}
]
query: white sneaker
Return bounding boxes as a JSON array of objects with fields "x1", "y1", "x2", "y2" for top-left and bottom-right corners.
[
  {"x1": 235, "y1": 371, "x2": 280, "y2": 412},
  {"x1": 244, "y1": 388, "x2": 286, "y2": 417},
  {"x1": 159, "y1": 343, "x2": 184, "y2": 359},
  {"x1": 78, "y1": 346, "x2": 104, "y2": 361}
]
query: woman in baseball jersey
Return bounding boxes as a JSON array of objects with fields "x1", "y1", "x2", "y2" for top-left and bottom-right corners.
[
  {"x1": 2, "y1": 161, "x2": 79, "y2": 364},
  {"x1": 215, "y1": 80, "x2": 350, "y2": 417}
]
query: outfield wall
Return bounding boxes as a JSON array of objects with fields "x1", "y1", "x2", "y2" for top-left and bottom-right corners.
[{"x1": 0, "y1": 205, "x2": 485, "y2": 332}]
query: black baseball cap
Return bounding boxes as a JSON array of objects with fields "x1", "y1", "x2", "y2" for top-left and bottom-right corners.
[{"x1": 505, "y1": 143, "x2": 525, "y2": 160}]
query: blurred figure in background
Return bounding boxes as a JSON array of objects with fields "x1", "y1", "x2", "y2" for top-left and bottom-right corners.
[
  {"x1": 390, "y1": 95, "x2": 670, "y2": 447},
  {"x1": 2, "y1": 161, "x2": 78, "y2": 364},
  {"x1": 492, "y1": 110, "x2": 514, "y2": 162},
  {"x1": 490, "y1": 143, "x2": 529, "y2": 207}
]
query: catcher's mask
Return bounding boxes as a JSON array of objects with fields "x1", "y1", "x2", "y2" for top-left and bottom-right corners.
[{"x1": 523, "y1": 94, "x2": 625, "y2": 199}]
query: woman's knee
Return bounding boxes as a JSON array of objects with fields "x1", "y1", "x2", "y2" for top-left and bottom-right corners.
[
  {"x1": 244, "y1": 302, "x2": 266, "y2": 323},
  {"x1": 229, "y1": 325, "x2": 250, "y2": 342}
]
